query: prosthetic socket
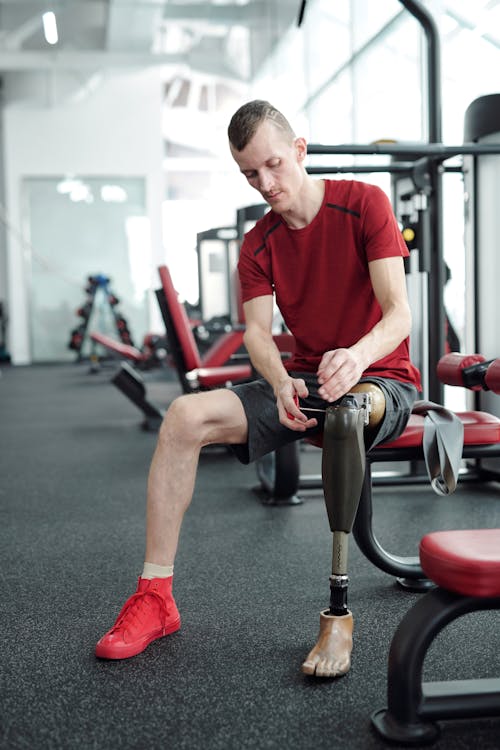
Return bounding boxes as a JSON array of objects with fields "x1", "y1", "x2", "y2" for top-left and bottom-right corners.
[{"x1": 321, "y1": 383, "x2": 385, "y2": 616}]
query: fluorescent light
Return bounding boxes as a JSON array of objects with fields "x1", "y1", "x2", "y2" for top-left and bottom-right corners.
[
  {"x1": 42, "y1": 12, "x2": 58, "y2": 45},
  {"x1": 101, "y1": 185, "x2": 128, "y2": 203},
  {"x1": 57, "y1": 178, "x2": 79, "y2": 195},
  {"x1": 69, "y1": 183, "x2": 93, "y2": 203}
]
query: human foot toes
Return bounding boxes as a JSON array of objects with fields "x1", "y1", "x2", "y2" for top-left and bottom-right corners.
[{"x1": 301, "y1": 610, "x2": 353, "y2": 678}]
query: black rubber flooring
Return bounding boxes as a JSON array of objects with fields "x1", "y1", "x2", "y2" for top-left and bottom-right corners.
[{"x1": 1, "y1": 362, "x2": 500, "y2": 749}]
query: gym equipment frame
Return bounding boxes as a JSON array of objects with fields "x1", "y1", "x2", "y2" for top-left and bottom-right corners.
[{"x1": 371, "y1": 530, "x2": 500, "y2": 745}]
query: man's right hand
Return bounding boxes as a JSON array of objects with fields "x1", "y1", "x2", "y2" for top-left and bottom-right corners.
[{"x1": 275, "y1": 377, "x2": 318, "y2": 431}]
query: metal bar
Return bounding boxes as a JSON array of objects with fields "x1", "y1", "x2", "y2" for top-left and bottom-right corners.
[
  {"x1": 397, "y1": 0, "x2": 443, "y2": 400},
  {"x1": 306, "y1": 162, "x2": 463, "y2": 174},
  {"x1": 307, "y1": 143, "x2": 500, "y2": 157},
  {"x1": 428, "y1": 160, "x2": 445, "y2": 401},
  {"x1": 399, "y1": 0, "x2": 442, "y2": 142},
  {"x1": 307, "y1": 164, "x2": 464, "y2": 175},
  {"x1": 307, "y1": 164, "x2": 414, "y2": 174},
  {"x1": 421, "y1": 678, "x2": 500, "y2": 720},
  {"x1": 297, "y1": 0, "x2": 307, "y2": 27}
]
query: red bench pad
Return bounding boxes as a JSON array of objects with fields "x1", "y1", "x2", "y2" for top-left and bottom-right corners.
[
  {"x1": 420, "y1": 529, "x2": 500, "y2": 597},
  {"x1": 381, "y1": 410, "x2": 500, "y2": 448},
  {"x1": 90, "y1": 332, "x2": 145, "y2": 362},
  {"x1": 196, "y1": 364, "x2": 252, "y2": 388},
  {"x1": 306, "y1": 410, "x2": 500, "y2": 450}
]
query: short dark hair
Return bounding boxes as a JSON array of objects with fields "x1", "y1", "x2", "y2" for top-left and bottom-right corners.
[{"x1": 228, "y1": 100, "x2": 296, "y2": 151}]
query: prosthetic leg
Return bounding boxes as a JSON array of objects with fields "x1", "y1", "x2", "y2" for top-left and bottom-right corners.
[{"x1": 301, "y1": 383, "x2": 386, "y2": 678}]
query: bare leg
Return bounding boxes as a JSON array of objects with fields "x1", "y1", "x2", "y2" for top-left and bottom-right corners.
[
  {"x1": 95, "y1": 388, "x2": 249, "y2": 660},
  {"x1": 144, "y1": 388, "x2": 248, "y2": 566}
]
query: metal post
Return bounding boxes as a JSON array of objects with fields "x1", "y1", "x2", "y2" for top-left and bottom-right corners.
[{"x1": 399, "y1": 0, "x2": 444, "y2": 400}]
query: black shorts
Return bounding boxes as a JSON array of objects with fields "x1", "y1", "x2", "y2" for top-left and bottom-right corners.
[{"x1": 229, "y1": 371, "x2": 418, "y2": 465}]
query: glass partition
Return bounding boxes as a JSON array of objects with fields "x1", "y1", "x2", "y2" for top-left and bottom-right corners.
[{"x1": 25, "y1": 176, "x2": 149, "y2": 362}]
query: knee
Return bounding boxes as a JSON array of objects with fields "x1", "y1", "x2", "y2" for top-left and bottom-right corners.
[{"x1": 159, "y1": 394, "x2": 203, "y2": 446}]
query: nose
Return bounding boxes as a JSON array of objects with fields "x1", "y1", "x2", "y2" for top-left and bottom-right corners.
[{"x1": 258, "y1": 169, "x2": 274, "y2": 193}]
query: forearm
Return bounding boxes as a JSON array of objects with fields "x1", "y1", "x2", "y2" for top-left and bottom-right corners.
[
  {"x1": 243, "y1": 326, "x2": 290, "y2": 393},
  {"x1": 350, "y1": 302, "x2": 412, "y2": 371}
]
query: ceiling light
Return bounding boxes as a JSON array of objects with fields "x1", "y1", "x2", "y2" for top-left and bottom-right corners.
[
  {"x1": 42, "y1": 11, "x2": 58, "y2": 45},
  {"x1": 56, "y1": 177, "x2": 80, "y2": 195},
  {"x1": 101, "y1": 185, "x2": 128, "y2": 203},
  {"x1": 69, "y1": 183, "x2": 93, "y2": 203}
]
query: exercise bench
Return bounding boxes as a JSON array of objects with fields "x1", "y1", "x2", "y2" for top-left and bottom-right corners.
[
  {"x1": 110, "y1": 264, "x2": 254, "y2": 428},
  {"x1": 259, "y1": 354, "x2": 500, "y2": 589},
  {"x1": 90, "y1": 331, "x2": 167, "y2": 369},
  {"x1": 155, "y1": 264, "x2": 253, "y2": 393},
  {"x1": 155, "y1": 263, "x2": 294, "y2": 392},
  {"x1": 370, "y1": 358, "x2": 500, "y2": 742},
  {"x1": 352, "y1": 353, "x2": 500, "y2": 588},
  {"x1": 371, "y1": 528, "x2": 500, "y2": 744}
]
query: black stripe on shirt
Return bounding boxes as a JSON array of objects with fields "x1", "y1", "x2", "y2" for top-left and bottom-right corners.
[
  {"x1": 254, "y1": 220, "x2": 281, "y2": 256},
  {"x1": 326, "y1": 202, "x2": 360, "y2": 218}
]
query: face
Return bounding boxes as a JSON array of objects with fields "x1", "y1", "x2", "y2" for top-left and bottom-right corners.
[{"x1": 230, "y1": 120, "x2": 307, "y2": 213}]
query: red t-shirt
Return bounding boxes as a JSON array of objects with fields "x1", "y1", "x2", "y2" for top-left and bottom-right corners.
[{"x1": 238, "y1": 179, "x2": 421, "y2": 389}]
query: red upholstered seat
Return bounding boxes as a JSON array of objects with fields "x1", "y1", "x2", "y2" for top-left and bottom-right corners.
[
  {"x1": 419, "y1": 529, "x2": 500, "y2": 597},
  {"x1": 306, "y1": 410, "x2": 500, "y2": 451},
  {"x1": 196, "y1": 364, "x2": 252, "y2": 387},
  {"x1": 381, "y1": 410, "x2": 500, "y2": 449}
]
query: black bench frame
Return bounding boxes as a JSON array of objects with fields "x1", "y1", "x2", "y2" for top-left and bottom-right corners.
[
  {"x1": 259, "y1": 436, "x2": 500, "y2": 588},
  {"x1": 372, "y1": 585, "x2": 500, "y2": 744}
]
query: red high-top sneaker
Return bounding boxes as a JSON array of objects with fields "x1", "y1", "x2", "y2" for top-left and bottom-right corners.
[{"x1": 95, "y1": 577, "x2": 181, "y2": 660}]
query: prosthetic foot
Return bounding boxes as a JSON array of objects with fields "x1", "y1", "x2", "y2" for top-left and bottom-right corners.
[
  {"x1": 301, "y1": 383, "x2": 385, "y2": 678},
  {"x1": 301, "y1": 610, "x2": 353, "y2": 677}
]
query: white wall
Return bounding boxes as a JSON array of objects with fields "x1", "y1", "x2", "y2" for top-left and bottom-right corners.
[{"x1": 3, "y1": 67, "x2": 165, "y2": 364}]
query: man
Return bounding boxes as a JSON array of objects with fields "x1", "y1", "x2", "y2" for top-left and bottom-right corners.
[{"x1": 95, "y1": 101, "x2": 421, "y2": 677}]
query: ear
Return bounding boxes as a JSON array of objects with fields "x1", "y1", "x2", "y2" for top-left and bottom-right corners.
[{"x1": 294, "y1": 136, "x2": 307, "y2": 163}]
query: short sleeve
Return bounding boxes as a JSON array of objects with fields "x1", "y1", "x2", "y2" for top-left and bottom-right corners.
[
  {"x1": 237, "y1": 234, "x2": 274, "y2": 304},
  {"x1": 361, "y1": 185, "x2": 409, "y2": 262}
]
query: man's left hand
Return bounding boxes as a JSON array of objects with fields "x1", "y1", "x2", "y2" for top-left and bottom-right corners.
[{"x1": 317, "y1": 348, "x2": 365, "y2": 402}]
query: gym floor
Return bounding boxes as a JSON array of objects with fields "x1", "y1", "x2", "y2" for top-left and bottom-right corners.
[{"x1": 1, "y1": 363, "x2": 500, "y2": 749}]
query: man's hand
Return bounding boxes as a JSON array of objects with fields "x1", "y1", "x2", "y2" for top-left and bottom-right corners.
[
  {"x1": 317, "y1": 348, "x2": 365, "y2": 402},
  {"x1": 275, "y1": 376, "x2": 318, "y2": 432}
]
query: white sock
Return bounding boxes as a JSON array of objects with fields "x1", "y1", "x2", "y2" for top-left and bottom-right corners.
[{"x1": 141, "y1": 562, "x2": 174, "y2": 580}]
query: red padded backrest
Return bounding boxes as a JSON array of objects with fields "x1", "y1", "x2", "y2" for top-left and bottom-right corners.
[
  {"x1": 158, "y1": 265, "x2": 201, "y2": 371},
  {"x1": 202, "y1": 330, "x2": 245, "y2": 368}
]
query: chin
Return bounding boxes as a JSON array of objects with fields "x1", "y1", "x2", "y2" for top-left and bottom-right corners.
[{"x1": 267, "y1": 196, "x2": 288, "y2": 212}]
